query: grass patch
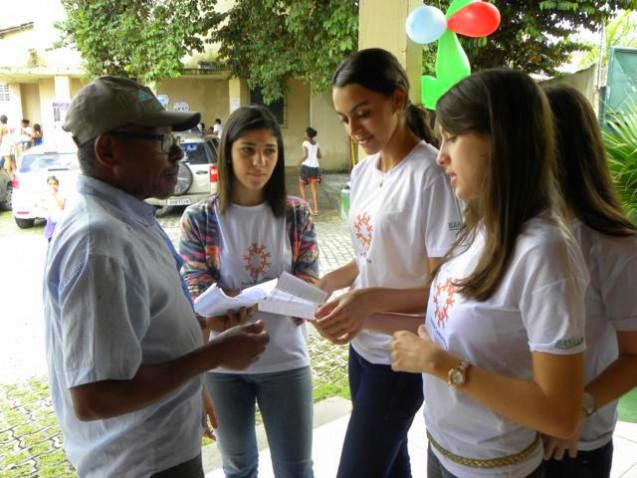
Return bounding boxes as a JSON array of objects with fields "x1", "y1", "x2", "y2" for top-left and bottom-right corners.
[{"x1": 618, "y1": 388, "x2": 637, "y2": 423}]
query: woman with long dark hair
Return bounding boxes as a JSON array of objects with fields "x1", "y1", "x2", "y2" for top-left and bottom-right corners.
[
  {"x1": 541, "y1": 85, "x2": 637, "y2": 478},
  {"x1": 314, "y1": 48, "x2": 461, "y2": 477},
  {"x1": 388, "y1": 70, "x2": 588, "y2": 477},
  {"x1": 179, "y1": 105, "x2": 317, "y2": 478}
]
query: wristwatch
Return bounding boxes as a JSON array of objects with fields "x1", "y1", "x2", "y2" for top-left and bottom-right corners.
[
  {"x1": 447, "y1": 360, "x2": 471, "y2": 389},
  {"x1": 582, "y1": 391, "x2": 597, "y2": 417}
]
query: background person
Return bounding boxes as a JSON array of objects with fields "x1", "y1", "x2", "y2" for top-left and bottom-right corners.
[
  {"x1": 390, "y1": 69, "x2": 588, "y2": 478},
  {"x1": 32, "y1": 123, "x2": 44, "y2": 146},
  {"x1": 180, "y1": 105, "x2": 318, "y2": 478},
  {"x1": 45, "y1": 76, "x2": 268, "y2": 478},
  {"x1": 542, "y1": 85, "x2": 637, "y2": 478},
  {"x1": 298, "y1": 126, "x2": 322, "y2": 215},
  {"x1": 313, "y1": 48, "x2": 461, "y2": 478},
  {"x1": 39, "y1": 175, "x2": 66, "y2": 242}
]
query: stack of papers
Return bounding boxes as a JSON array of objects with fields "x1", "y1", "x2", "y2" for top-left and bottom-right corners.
[{"x1": 193, "y1": 272, "x2": 328, "y2": 320}]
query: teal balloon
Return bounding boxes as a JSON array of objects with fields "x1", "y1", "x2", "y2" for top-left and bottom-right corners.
[{"x1": 405, "y1": 5, "x2": 447, "y2": 45}]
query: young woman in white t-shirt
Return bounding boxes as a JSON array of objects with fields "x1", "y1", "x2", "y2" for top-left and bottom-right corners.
[
  {"x1": 298, "y1": 126, "x2": 322, "y2": 215},
  {"x1": 540, "y1": 85, "x2": 637, "y2": 478},
  {"x1": 386, "y1": 70, "x2": 589, "y2": 478},
  {"x1": 313, "y1": 48, "x2": 461, "y2": 478},
  {"x1": 179, "y1": 105, "x2": 318, "y2": 478}
]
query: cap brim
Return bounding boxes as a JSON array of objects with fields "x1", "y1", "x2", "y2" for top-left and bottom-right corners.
[{"x1": 135, "y1": 110, "x2": 201, "y2": 132}]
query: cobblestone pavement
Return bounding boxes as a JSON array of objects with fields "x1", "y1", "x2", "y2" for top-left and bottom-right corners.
[{"x1": 0, "y1": 173, "x2": 355, "y2": 477}]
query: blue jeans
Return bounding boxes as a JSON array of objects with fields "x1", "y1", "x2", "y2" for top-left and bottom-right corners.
[
  {"x1": 205, "y1": 366, "x2": 314, "y2": 478},
  {"x1": 336, "y1": 347, "x2": 424, "y2": 478},
  {"x1": 544, "y1": 440, "x2": 613, "y2": 478},
  {"x1": 427, "y1": 445, "x2": 546, "y2": 478}
]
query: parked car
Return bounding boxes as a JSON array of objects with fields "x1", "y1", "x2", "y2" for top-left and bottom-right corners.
[
  {"x1": 11, "y1": 143, "x2": 80, "y2": 228},
  {"x1": 145, "y1": 133, "x2": 219, "y2": 215},
  {"x1": 0, "y1": 168, "x2": 11, "y2": 211}
]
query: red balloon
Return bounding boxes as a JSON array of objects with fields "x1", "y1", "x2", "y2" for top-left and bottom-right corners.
[{"x1": 447, "y1": 2, "x2": 501, "y2": 38}]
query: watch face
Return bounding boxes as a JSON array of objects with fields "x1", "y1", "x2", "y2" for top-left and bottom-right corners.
[{"x1": 451, "y1": 370, "x2": 464, "y2": 385}]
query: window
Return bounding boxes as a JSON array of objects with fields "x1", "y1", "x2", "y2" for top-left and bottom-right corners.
[
  {"x1": 0, "y1": 84, "x2": 9, "y2": 102},
  {"x1": 250, "y1": 87, "x2": 285, "y2": 125}
]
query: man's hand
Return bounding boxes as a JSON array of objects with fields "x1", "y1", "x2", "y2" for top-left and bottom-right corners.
[
  {"x1": 205, "y1": 306, "x2": 255, "y2": 333},
  {"x1": 202, "y1": 390, "x2": 217, "y2": 440},
  {"x1": 205, "y1": 320, "x2": 269, "y2": 370}
]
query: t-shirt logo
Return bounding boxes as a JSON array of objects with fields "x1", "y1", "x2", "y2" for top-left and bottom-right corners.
[
  {"x1": 243, "y1": 243, "x2": 272, "y2": 280},
  {"x1": 433, "y1": 277, "x2": 458, "y2": 329},
  {"x1": 354, "y1": 212, "x2": 373, "y2": 256}
]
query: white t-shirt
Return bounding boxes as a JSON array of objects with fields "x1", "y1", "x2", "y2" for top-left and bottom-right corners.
[
  {"x1": 423, "y1": 216, "x2": 588, "y2": 478},
  {"x1": 571, "y1": 220, "x2": 637, "y2": 450},
  {"x1": 213, "y1": 123, "x2": 222, "y2": 137},
  {"x1": 349, "y1": 141, "x2": 462, "y2": 364},
  {"x1": 302, "y1": 140, "x2": 320, "y2": 168},
  {"x1": 212, "y1": 201, "x2": 309, "y2": 374}
]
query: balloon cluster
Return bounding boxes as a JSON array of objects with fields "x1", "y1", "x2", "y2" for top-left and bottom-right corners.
[{"x1": 405, "y1": 0, "x2": 501, "y2": 109}]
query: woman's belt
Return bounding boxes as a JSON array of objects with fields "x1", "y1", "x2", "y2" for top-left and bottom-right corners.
[{"x1": 427, "y1": 431, "x2": 541, "y2": 469}]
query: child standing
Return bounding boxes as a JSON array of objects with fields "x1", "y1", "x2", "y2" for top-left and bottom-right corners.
[{"x1": 298, "y1": 127, "x2": 322, "y2": 215}]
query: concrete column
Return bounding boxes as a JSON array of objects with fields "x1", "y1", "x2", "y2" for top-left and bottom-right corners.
[
  {"x1": 228, "y1": 77, "x2": 249, "y2": 113},
  {"x1": 7, "y1": 83, "x2": 23, "y2": 127},
  {"x1": 53, "y1": 76, "x2": 72, "y2": 101},
  {"x1": 358, "y1": 0, "x2": 422, "y2": 105}
]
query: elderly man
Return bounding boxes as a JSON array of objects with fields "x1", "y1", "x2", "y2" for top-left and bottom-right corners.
[{"x1": 44, "y1": 76, "x2": 269, "y2": 478}]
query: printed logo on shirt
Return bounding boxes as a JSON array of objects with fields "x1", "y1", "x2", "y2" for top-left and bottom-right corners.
[
  {"x1": 449, "y1": 221, "x2": 462, "y2": 231},
  {"x1": 555, "y1": 337, "x2": 584, "y2": 350},
  {"x1": 354, "y1": 212, "x2": 373, "y2": 257},
  {"x1": 432, "y1": 277, "x2": 458, "y2": 329},
  {"x1": 243, "y1": 243, "x2": 272, "y2": 281}
]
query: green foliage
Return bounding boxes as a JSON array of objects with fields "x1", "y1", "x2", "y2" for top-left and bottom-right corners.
[
  {"x1": 603, "y1": 101, "x2": 637, "y2": 221},
  {"x1": 55, "y1": 0, "x2": 222, "y2": 83},
  {"x1": 422, "y1": 0, "x2": 635, "y2": 76},
  {"x1": 211, "y1": 0, "x2": 358, "y2": 102},
  {"x1": 579, "y1": 10, "x2": 637, "y2": 68}
]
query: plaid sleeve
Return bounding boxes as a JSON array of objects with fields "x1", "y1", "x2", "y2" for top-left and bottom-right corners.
[
  {"x1": 179, "y1": 197, "x2": 221, "y2": 299},
  {"x1": 286, "y1": 197, "x2": 319, "y2": 278}
]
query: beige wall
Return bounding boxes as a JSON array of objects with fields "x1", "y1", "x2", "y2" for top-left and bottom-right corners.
[
  {"x1": 281, "y1": 79, "x2": 311, "y2": 166},
  {"x1": 157, "y1": 77, "x2": 229, "y2": 129},
  {"x1": 70, "y1": 78, "x2": 87, "y2": 98},
  {"x1": 310, "y1": 90, "x2": 350, "y2": 171},
  {"x1": 20, "y1": 83, "x2": 40, "y2": 125}
]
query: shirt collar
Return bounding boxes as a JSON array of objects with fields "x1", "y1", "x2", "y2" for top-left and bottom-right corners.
[{"x1": 77, "y1": 175, "x2": 157, "y2": 227}]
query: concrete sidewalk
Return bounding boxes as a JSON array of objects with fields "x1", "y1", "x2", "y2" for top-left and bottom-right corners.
[{"x1": 204, "y1": 398, "x2": 637, "y2": 477}]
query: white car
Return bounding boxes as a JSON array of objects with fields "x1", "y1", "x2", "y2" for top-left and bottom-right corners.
[
  {"x1": 11, "y1": 143, "x2": 80, "y2": 229},
  {"x1": 145, "y1": 134, "x2": 219, "y2": 215}
]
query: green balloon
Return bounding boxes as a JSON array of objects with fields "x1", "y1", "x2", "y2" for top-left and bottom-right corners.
[
  {"x1": 436, "y1": 30, "x2": 471, "y2": 85},
  {"x1": 446, "y1": 0, "x2": 477, "y2": 19},
  {"x1": 421, "y1": 75, "x2": 449, "y2": 110}
]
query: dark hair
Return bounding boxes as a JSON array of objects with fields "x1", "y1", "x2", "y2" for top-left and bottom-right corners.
[
  {"x1": 46, "y1": 175, "x2": 59, "y2": 185},
  {"x1": 332, "y1": 48, "x2": 435, "y2": 144},
  {"x1": 21, "y1": 119, "x2": 29, "y2": 125},
  {"x1": 0, "y1": 115, "x2": 6, "y2": 124},
  {"x1": 217, "y1": 105, "x2": 286, "y2": 216},
  {"x1": 33, "y1": 123, "x2": 42, "y2": 133},
  {"x1": 544, "y1": 85, "x2": 636, "y2": 236},
  {"x1": 215, "y1": 118, "x2": 222, "y2": 124},
  {"x1": 306, "y1": 127, "x2": 317, "y2": 138},
  {"x1": 77, "y1": 139, "x2": 98, "y2": 176},
  {"x1": 434, "y1": 69, "x2": 559, "y2": 301}
]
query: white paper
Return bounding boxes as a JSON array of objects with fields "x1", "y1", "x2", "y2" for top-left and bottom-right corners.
[{"x1": 193, "y1": 272, "x2": 327, "y2": 320}]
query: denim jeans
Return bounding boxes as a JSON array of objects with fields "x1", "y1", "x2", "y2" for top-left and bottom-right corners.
[
  {"x1": 205, "y1": 366, "x2": 314, "y2": 478},
  {"x1": 427, "y1": 445, "x2": 546, "y2": 478},
  {"x1": 544, "y1": 440, "x2": 613, "y2": 478},
  {"x1": 336, "y1": 346, "x2": 424, "y2": 478}
]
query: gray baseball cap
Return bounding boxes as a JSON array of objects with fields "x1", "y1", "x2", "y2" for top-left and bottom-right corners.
[{"x1": 63, "y1": 76, "x2": 201, "y2": 145}]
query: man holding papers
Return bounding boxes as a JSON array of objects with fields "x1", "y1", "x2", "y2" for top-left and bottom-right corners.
[{"x1": 179, "y1": 106, "x2": 318, "y2": 478}]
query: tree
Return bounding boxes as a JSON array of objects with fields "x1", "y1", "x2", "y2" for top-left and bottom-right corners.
[
  {"x1": 211, "y1": 0, "x2": 358, "y2": 102},
  {"x1": 56, "y1": 0, "x2": 222, "y2": 84},
  {"x1": 422, "y1": 0, "x2": 637, "y2": 76}
]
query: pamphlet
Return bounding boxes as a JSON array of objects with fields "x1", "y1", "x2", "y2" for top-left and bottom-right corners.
[{"x1": 193, "y1": 272, "x2": 328, "y2": 320}]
